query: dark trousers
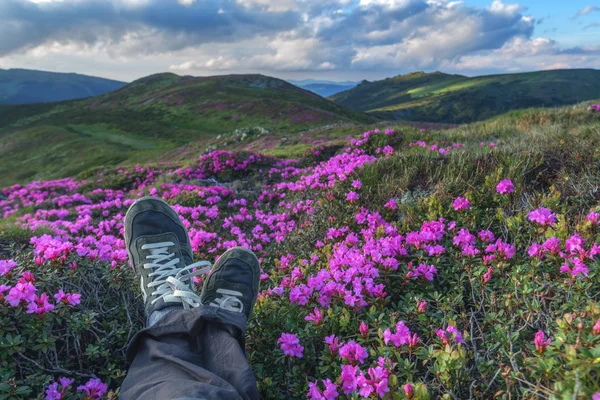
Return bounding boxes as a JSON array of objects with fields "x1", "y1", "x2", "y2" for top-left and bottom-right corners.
[{"x1": 120, "y1": 306, "x2": 260, "y2": 400}]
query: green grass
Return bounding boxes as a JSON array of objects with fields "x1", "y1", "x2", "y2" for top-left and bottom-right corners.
[{"x1": 330, "y1": 69, "x2": 600, "y2": 123}]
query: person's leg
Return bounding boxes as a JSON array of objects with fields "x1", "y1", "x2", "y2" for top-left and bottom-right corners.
[
  {"x1": 120, "y1": 197, "x2": 260, "y2": 400},
  {"x1": 120, "y1": 306, "x2": 259, "y2": 400}
]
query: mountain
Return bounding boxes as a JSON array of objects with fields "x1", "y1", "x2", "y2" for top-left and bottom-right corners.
[
  {"x1": 329, "y1": 69, "x2": 600, "y2": 123},
  {"x1": 289, "y1": 79, "x2": 359, "y2": 97},
  {"x1": 0, "y1": 68, "x2": 127, "y2": 104},
  {"x1": 0, "y1": 73, "x2": 376, "y2": 185}
]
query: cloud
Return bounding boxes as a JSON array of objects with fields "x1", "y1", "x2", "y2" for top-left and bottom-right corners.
[
  {"x1": 446, "y1": 37, "x2": 600, "y2": 75},
  {"x1": 0, "y1": 0, "x2": 300, "y2": 56},
  {"x1": 584, "y1": 23, "x2": 600, "y2": 30},
  {"x1": 0, "y1": 0, "x2": 598, "y2": 79},
  {"x1": 575, "y1": 5, "x2": 599, "y2": 18}
]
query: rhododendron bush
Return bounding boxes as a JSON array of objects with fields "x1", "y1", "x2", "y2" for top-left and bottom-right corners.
[{"x1": 1, "y1": 125, "x2": 599, "y2": 399}]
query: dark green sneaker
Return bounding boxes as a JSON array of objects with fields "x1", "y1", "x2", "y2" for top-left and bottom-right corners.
[
  {"x1": 200, "y1": 247, "x2": 260, "y2": 320},
  {"x1": 124, "y1": 196, "x2": 210, "y2": 323}
]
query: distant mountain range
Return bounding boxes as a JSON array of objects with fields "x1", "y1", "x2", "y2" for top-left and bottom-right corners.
[
  {"x1": 0, "y1": 68, "x2": 127, "y2": 104},
  {"x1": 329, "y1": 69, "x2": 600, "y2": 123},
  {"x1": 289, "y1": 79, "x2": 359, "y2": 97}
]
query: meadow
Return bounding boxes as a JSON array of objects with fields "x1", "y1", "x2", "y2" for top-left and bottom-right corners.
[{"x1": 0, "y1": 103, "x2": 599, "y2": 399}]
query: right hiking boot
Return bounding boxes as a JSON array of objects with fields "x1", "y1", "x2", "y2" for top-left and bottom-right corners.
[
  {"x1": 124, "y1": 196, "x2": 211, "y2": 324},
  {"x1": 200, "y1": 247, "x2": 261, "y2": 320}
]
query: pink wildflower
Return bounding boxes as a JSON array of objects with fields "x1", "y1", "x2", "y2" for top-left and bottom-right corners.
[
  {"x1": 324, "y1": 335, "x2": 342, "y2": 353},
  {"x1": 359, "y1": 321, "x2": 369, "y2": 338},
  {"x1": 452, "y1": 197, "x2": 471, "y2": 211},
  {"x1": 404, "y1": 383, "x2": 414, "y2": 399},
  {"x1": 534, "y1": 330, "x2": 551, "y2": 353},
  {"x1": 278, "y1": 333, "x2": 304, "y2": 358},
  {"x1": 496, "y1": 179, "x2": 515, "y2": 194},
  {"x1": 351, "y1": 180, "x2": 362, "y2": 189},
  {"x1": 436, "y1": 325, "x2": 464, "y2": 345},
  {"x1": 305, "y1": 308, "x2": 323, "y2": 325},
  {"x1": 528, "y1": 207, "x2": 557, "y2": 226},
  {"x1": 339, "y1": 365, "x2": 359, "y2": 395},
  {"x1": 592, "y1": 319, "x2": 600, "y2": 335},
  {"x1": 346, "y1": 191, "x2": 359, "y2": 203},
  {"x1": 339, "y1": 340, "x2": 368, "y2": 365},
  {"x1": 384, "y1": 199, "x2": 398, "y2": 210},
  {"x1": 77, "y1": 378, "x2": 107, "y2": 399},
  {"x1": 383, "y1": 321, "x2": 411, "y2": 347},
  {"x1": 0, "y1": 259, "x2": 17, "y2": 276}
]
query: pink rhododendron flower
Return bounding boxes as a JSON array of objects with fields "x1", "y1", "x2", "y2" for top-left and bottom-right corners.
[
  {"x1": 304, "y1": 307, "x2": 323, "y2": 325},
  {"x1": 26, "y1": 293, "x2": 54, "y2": 315},
  {"x1": 496, "y1": 179, "x2": 515, "y2": 194},
  {"x1": 351, "y1": 180, "x2": 362, "y2": 189},
  {"x1": 324, "y1": 335, "x2": 342, "y2": 353},
  {"x1": 359, "y1": 321, "x2": 369, "y2": 338},
  {"x1": 404, "y1": 383, "x2": 414, "y2": 399},
  {"x1": 384, "y1": 199, "x2": 398, "y2": 210},
  {"x1": 407, "y1": 263, "x2": 438, "y2": 281},
  {"x1": 357, "y1": 366, "x2": 390, "y2": 398},
  {"x1": 339, "y1": 340, "x2": 368, "y2": 365},
  {"x1": 528, "y1": 207, "x2": 557, "y2": 226},
  {"x1": 0, "y1": 259, "x2": 17, "y2": 276},
  {"x1": 534, "y1": 330, "x2": 551, "y2": 353},
  {"x1": 586, "y1": 211, "x2": 600, "y2": 225},
  {"x1": 452, "y1": 197, "x2": 471, "y2": 211},
  {"x1": 278, "y1": 332, "x2": 304, "y2": 358},
  {"x1": 339, "y1": 364, "x2": 359, "y2": 395},
  {"x1": 592, "y1": 319, "x2": 600, "y2": 335},
  {"x1": 5, "y1": 281, "x2": 37, "y2": 307},
  {"x1": 417, "y1": 301, "x2": 427, "y2": 313},
  {"x1": 77, "y1": 378, "x2": 107, "y2": 399},
  {"x1": 307, "y1": 379, "x2": 339, "y2": 400},
  {"x1": 436, "y1": 325, "x2": 464, "y2": 345},
  {"x1": 346, "y1": 191, "x2": 359, "y2": 203},
  {"x1": 383, "y1": 321, "x2": 411, "y2": 347},
  {"x1": 478, "y1": 230, "x2": 495, "y2": 243}
]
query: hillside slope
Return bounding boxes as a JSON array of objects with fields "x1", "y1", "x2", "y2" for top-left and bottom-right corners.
[
  {"x1": 330, "y1": 69, "x2": 600, "y2": 123},
  {"x1": 0, "y1": 73, "x2": 376, "y2": 185},
  {"x1": 0, "y1": 68, "x2": 126, "y2": 104}
]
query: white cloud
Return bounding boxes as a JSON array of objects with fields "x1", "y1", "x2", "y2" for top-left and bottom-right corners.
[
  {"x1": 0, "y1": 0, "x2": 598, "y2": 80},
  {"x1": 575, "y1": 5, "x2": 599, "y2": 17}
]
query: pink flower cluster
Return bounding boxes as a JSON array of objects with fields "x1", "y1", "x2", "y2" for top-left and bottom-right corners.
[
  {"x1": 278, "y1": 332, "x2": 304, "y2": 358},
  {"x1": 528, "y1": 207, "x2": 557, "y2": 226},
  {"x1": 528, "y1": 233, "x2": 600, "y2": 278},
  {"x1": 1, "y1": 269, "x2": 81, "y2": 315}
]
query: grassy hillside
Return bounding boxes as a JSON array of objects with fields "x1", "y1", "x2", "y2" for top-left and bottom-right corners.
[
  {"x1": 1, "y1": 102, "x2": 600, "y2": 399},
  {"x1": 330, "y1": 69, "x2": 600, "y2": 123},
  {"x1": 0, "y1": 73, "x2": 376, "y2": 186},
  {"x1": 0, "y1": 68, "x2": 126, "y2": 104}
]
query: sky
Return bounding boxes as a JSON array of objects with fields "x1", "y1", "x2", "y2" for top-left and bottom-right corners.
[{"x1": 0, "y1": 0, "x2": 598, "y2": 83}]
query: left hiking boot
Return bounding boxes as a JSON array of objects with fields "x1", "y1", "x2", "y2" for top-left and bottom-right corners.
[
  {"x1": 200, "y1": 247, "x2": 260, "y2": 320},
  {"x1": 124, "y1": 196, "x2": 210, "y2": 325}
]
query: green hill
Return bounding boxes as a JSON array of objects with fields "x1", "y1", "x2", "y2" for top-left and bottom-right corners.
[
  {"x1": 329, "y1": 69, "x2": 600, "y2": 123},
  {"x1": 0, "y1": 73, "x2": 376, "y2": 186},
  {"x1": 0, "y1": 68, "x2": 126, "y2": 104}
]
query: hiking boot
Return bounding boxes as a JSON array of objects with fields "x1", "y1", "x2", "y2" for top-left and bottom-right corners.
[
  {"x1": 201, "y1": 247, "x2": 260, "y2": 320},
  {"x1": 124, "y1": 196, "x2": 210, "y2": 324}
]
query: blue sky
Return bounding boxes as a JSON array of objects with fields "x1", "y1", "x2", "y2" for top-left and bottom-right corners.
[
  {"x1": 0, "y1": 0, "x2": 598, "y2": 82},
  {"x1": 467, "y1": 0, "x2": 599, "y2": 46}
]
